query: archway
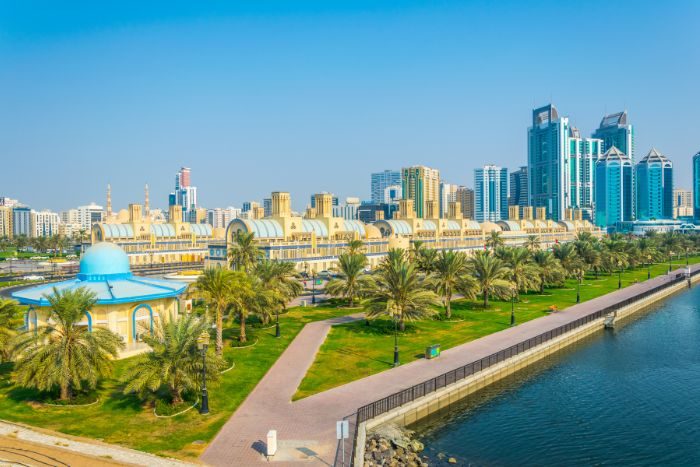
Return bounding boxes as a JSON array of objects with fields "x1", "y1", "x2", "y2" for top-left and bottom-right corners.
[{"x1": 132, "y1": 304, "x2": 154, "y2": 342}]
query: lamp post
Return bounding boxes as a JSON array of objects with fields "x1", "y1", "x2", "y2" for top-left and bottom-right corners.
[
  {"x1": 647, "y1": 254, "x2": 652, "y2": 280},
  {"x1": 576, "y1": 271, "x2": 582, "y2": 304},
  {"x1": 510, "y1": 287, "x2": 516, "y2": 326},
  {"x1": 311, "y1": 270, "x2": 317, "y2": 305},
  {"x1": 617, "y1": 260, "x2": 623, "y2": 289},
  {"x1": 275, "y1": 307, "x2": 281, "y2": 338},
  {"x1": 687, "y1": 266, "x2": 692, "y2": 289},
  {"x1": 393, "y1": 314, "x2": 400, "y2": 367},
  {"x1": 197, "y1": 332, "x2": 210, "y2": 415},
  {"x1": 668, "y1": 251, "x2": 674, "y2": 273}
]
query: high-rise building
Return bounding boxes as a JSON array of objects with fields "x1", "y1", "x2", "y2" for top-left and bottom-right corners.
[
  {"x1": 383, "y1": 185, "x2": 402, "y2": 204},
  {"x1": 694, "y1": 152, "x2": 700, "y2": 222},
  {"x1": 207, "y1": 207, "x2": 241, "y2": 229},
  {"x1": 673, "y1": 188, "x2": 693, "y2": 219},
  {"x1": 439, "y1": 182, "x2": 459, "y2": 218},
  {"x1": 12, "y1": 206, "x2": 31, "y2": 237},
  {"x1": 0, "y1": 206, "x2": 12, "y2": 238},
  {"x1": 568, "y1": 128, "x2": 603, "y2": 220},
  {"x1": 169, "y1": 167, "x2": 198, "y2": 223},
  {"x1": 0, "y1": 197, "x2": 19, "y2": 208},
  {"x1": 371, "y1": 170, "x2": 401, "y2": 204},
  {"x1": 636, "y1": 148, "x2": 673, "y2": 220},
  {"x1": 62, "y1": 203, "x2": 104, "y2": 232},
  {"x1": 528, "y1": 104, "x2": 568, "y2": 221},
  {"x1": 333, "y1": 197, "x2": 361, "y2": 220},
  {"x1": 263, "y1": 198, "x2": 273, "y2": 217},
  {"x1": 508, "y1": 166, "x2": 528, "y2": 215},
  {"x1": 474, "y1": 165, "x2": 508, "y2": 222},
  {"x1": 595, "y1": 147, "x2": 634, "y2": 228},
  {"x1": 401, "y1": 165, "x2": 440, "y2": 219},
  {"x1": 31, "y1": 210, "x2": 61, "y2": 237},
  {"x1": 456, "y1": 187, "x2": 475, "y2": 219}
]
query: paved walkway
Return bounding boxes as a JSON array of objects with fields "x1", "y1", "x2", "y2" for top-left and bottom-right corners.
[{"x1": 202, "y1": 268, "x2": 696, "y2": 466}]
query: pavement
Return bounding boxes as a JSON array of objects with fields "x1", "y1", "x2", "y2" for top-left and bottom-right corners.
[{"x1": 201, "y1": 267, "x2": 696, "y2": 466}]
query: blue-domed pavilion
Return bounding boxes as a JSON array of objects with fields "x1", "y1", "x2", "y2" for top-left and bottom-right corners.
[{"x1": 13, "y1": 242, "x2": 187, "y2": 357}]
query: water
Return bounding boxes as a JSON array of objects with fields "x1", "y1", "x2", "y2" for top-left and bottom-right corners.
[{"x1": 412, "y1": 286, "x2": 700, "y2": 466}]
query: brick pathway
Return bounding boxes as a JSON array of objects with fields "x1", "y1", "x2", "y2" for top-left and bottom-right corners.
[{"x1": 202, "y1": 268, "x2": 696, "y2": 466}]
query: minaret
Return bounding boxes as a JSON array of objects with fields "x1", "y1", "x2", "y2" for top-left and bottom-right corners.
[
  {"x1": 106, "y1": 184, "x2": 113, "y2": 217},
  {"x1": 144, "y1": 184, "x2": 150, "y2": 216}
]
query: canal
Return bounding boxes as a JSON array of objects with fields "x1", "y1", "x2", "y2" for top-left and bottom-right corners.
[{"x1": 412, "y1": 285, "x2": 700, "y2": 466}]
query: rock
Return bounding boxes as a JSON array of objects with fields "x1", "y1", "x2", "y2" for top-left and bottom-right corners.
[
  {"x1": 437, "y1": 452, "x2": 446, "y2": 460},
  {"x1": 448, "y1": 457, "x2": 458, "y2": 464},
  {"x1": 409, "y1": 439, "x2": 425, "y2": 452}
]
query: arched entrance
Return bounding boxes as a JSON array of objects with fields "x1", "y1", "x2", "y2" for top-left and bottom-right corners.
[{"x1": 132, "y1": 304, "x2": 154, "y2": 342}]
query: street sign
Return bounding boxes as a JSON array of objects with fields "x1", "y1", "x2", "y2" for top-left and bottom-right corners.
[{"x1": 336, "y1": 420, "x2": 349, "y2": 439}]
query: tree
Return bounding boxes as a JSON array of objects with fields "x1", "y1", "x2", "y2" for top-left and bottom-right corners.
[
  {"x1": 346, "y1": 239, "x2": 365, "y2": 255},
  {"x1": 502, "y1": 247, "x2": 541, "y2": 294},
  {"x1": 532, "y1": 250, "x2": 565, "y2": 293},
  {"x1": 553, "y1": 243, "x2": 584, "y2": 278},
  {"x1": 228, "y1": 231, "x2": 263, "y2": 272},
  {"x1": 325, "y1": 253, "x2": 374, "y2": 307},
  {"x1": 12, "y1": 287, "x2": 123, "y2": 401},
  {"x1": 433, "y1": 250, "x2": 475, "y2": 318},
  {"x1": 486, "y1": 231, "x2": 505, "y2": 250},
  {"x1": 470, "y1": 251, "x2": 513, "y2": 307},
  {"x1": 187, "y1": 268, "x2": 234, "y2": 356},
  {"x1": 254, "y1": 259, "x2": 303, "y2": 335},
  {"x1": 228, "y1": 272, "x2": 272, "y2": 343},
  {"x1": 524, "y1": 235, "x2": 540, "y2": 252},
  {"x1": 121, "y1": 313, "x2": 225, "y2": 405},
  {"x1": 0, "y1": 299, "x2": 22, "y2": 362}
]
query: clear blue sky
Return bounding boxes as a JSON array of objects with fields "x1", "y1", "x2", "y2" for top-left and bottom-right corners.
[{"x1": 2, "y1": 0, "x2": 699, "y2": 212}]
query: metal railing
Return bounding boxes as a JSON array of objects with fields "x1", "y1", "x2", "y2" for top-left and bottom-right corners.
[{"x1": 350, "y1": 266, "x2": 699, "y2": 464}]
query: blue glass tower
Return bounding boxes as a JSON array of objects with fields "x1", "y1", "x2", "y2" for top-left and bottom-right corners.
[
  {"x1": 694, "y1": 151, "x2": 700, "y2": 222},
  {"x1": 636, "y1": 148, "x2": 673, "y2": 220},
  {"x1": 595, "y1": 146, "x2": 634, "y2": 228},
  {"x1": 475, "y1": 165, "x2": 508, "y2": 222}
]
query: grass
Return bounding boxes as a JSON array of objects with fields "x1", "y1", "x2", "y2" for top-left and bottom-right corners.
[
  {"x1": 0, "y1": 304, "x2": 351, "y2": 459},
  {"x1": 293, "y1": 257, "x2": 700, "y2": 399}
]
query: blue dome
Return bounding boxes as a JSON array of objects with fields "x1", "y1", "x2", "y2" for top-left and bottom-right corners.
[{"x1": 79, "y1": 242, "x2": 131, "y2": 279}]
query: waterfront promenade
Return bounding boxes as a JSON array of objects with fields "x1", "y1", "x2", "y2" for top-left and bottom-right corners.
[{"x1": 202, "y1": 267, "x2": 697, "y2": 466}]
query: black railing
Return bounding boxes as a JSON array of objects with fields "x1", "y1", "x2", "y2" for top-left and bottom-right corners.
[{"x1": 350, "y1": 266, "x2": 699, "y2": 464}]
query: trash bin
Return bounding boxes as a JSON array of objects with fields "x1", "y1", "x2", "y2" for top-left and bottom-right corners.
[{"x1": 425, "y1": 344, "x2": 441, "y2": 359}]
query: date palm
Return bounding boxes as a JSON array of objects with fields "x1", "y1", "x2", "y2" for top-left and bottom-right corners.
[
  {"x1": 254, "y1": 259, "x2": 303, "y2": 335},
  {"x1": 553, "y1": 243, "x2": 584, "y2": 278},
  {"x1": 470, "y1": 251, "x2": 513, "y2": 307},
  {"x1": 228, "y1": 272, "x2": 273, "y2": 343},
  {"x1": 532, "y1": 250, "x2": 565, "y2": 292},
  {"x1": 187, "y1": 268, "x2": 234, "y2": 356},
  {"x1": 433, "y1": 250, "x2": 475, "y2": 318},
  {"x1": 228, "y1": 231, "x2": 263, "y2": 272},
  {"x1": 325, "y1": 253, "x2": 374, "y2": 307},
  {"x1": 502, "y1": 247, "x2": 541, "y2": 294},
  {"x1": 0, "y1": 299, "x2": 22, "y2": 362},
  {"x1": 525, "y1": 235, "x2": 540, "y2": 252},
  {"x1": 121, "y1": 313, "x2": 224, "y2": 405},
  {"x1": 12, "y1": 287, "x2": 123, "y2": 401},
  {"x1": 486, "y1": 231, "x2": 505, "y2": 250},
  {"x1": 346, "y1": 239, "x2": 365, "y2": 255}
]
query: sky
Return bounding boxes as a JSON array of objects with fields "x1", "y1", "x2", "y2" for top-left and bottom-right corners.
[{"x1": 1, "y1": 0, "x2": 699, "y2": 212}]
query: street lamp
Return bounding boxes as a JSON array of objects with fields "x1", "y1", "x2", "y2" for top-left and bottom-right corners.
[
  {"x1": 687, "y1": 265, "x2": 692, "y2": 289},
  {"x1": 668, "y1": 251, "x2": 674, "y2": 273},
  {"x1": 275, "y1": 306, "x2": 281, "y2": 338},
  {"x1": 196, "y1": 332, "x2": 210, "y2": 415},
  {"x1": 617, "y1": 260, "x2": 623, "y2": 289},
  {"x1": 647, "y1": 254, "x2": 652, "y2": 280},
  {"x1": 576, "y1": 271, "x2": 582, "y2": 304},
  {"x1": 393, "y1": 314, "x2": 400, "y2": 367},
  {"x1": 311, "y1": 270, "x2": 317, "y2": 305},
  {"x1": 510, "y1": 286, "x2": 516, "y2": 325}
]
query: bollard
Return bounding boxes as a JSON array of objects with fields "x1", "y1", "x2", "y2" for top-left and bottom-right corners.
[{"x1": 267, "y1": 430, "x2": 277, "y2": 457}]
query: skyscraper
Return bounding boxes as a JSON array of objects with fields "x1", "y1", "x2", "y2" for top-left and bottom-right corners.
[
  {"x1": 401, "y1": 165, "x2": 440, "y2": 218},
  {"x1": 169, "y1": 167, "x2": 198, "y2": 223},
  {"x1": 595, "y1": 147, "x2": 633, "y2": 228},
  {"x1": 568, "y1": 128, "x2": 603, "y2": 220},
  {"x1": 693, "y1": 151, "x2": 700, "y2": 222},
  {"x1": 371, "y1": 170, "x2": 401, "y2": 204},
  {"x1": 439, "y1": 182, "x2": 459, "y2": 218},
  {"x1": 474, "y1": 165, "x2": 508, "y2": 222},
  {"x1": 456, "y1": 187, "x2": 475, "y2": 219},
  {"x1": 528, "y1": 104, "x2": 568, "y2": 221},
  {"x1": 636, "y1": 148, "x2": 673, "y2": 220},
  {"x1": 673, "y1": 188, "x2": 693, "y2": 219},
  {"x1": 508, "y1": 166, "x2": 528, "y2": 215}
]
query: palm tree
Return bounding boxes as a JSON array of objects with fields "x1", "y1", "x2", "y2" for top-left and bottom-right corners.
[
  {"x1": 532, "y1": 250, "x2": 565, "y2": 293},
  {"x1": 325, "y1": 253, "x2": 374, "y2": 307},
  {"x1": 12, "y1": 287, "x2": 123, "y2": 401},
  {"x1": 0, "y1": 299, "x2": 22, "y2": 362},
  {"x1": 254, "y1": 259, "x2": 303, "y2": 336},
  {"x1": 121, "y1": 313, "x2": 224, "y2": 405},
  {"x1": 553, "y1": 243, "x2": 584, "y2": 278},
  {"x1": 525, "y1": 235, "x2": 540, "y2": 252},
  {"x1": 380, "y1": 248, "x2": 407, "y2": 273},
  {"x1": 228, "y1": 272, "x2": 272, "y2": 343},
  {"x1": 415, "y1": 247, "x2": 438, "y2": 274},
  {"x1": 228, "y1": 231, "x2": 263, "y2": 272},
  {"x1": 502, "y1": 247, "x2": 541, "y2": 294},
  {"x1": 365, "y1": 258, "x2": 439, "y2": 365},
  {"x1": 187, "y1": 268, "x2": 234, "y2": 356},
  {"x1": 485, "y1": 231, "x2": 505, "y2": 250},
  {"x1": 346, "y1": 239, "x2": 365, "y2": 255},
  {"x1": 433, "y1": 250, "x2": 475, "y2": 319},
  {"x1": 470, "y1": 251, "x2": 513, "y2": 307}
]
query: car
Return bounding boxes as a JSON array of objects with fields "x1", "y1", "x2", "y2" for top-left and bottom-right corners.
[{"x1": 22, "y1": 275, "x2": 45, "y2": 281}]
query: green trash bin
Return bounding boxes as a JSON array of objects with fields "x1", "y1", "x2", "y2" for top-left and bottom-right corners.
[{"x1": 426, "y1": 344, "x2": 441, "y2": 359}]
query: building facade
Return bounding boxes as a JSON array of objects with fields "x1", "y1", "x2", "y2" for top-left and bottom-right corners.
[
  {"x1": 333, "y1": 197, "x2": 361, "y2": 220},
  {"x1": 595, "y1": 147, "x2": 634, "y2": 228},
  {"x1": 673, "y1": 188, "x2": 693, "y2": 219},
  {"x1": 169, "y1": 167, "x2": 198, "y2": 223},
  {"x1": 636, "y1": 148, "x2": 673, "y2": 220},
  {"x1": 456, "y1": 187, "x2": 475, "y2": 219},
  {"x1": 207, "y1": 207, "x2": 241, "y2": 229},
  {"x1": 401, "y1": 165, "x2": 440, "y2": 219},
  {"x1": 694, "y1": 152, "x2": 700, "y2": 222},
  {"x1": 474, "y1": 165, "x2": 508, "y2": 222},
  {"x1": 567, "y1": 128, "x2": 602, "y2": 220},
  {"x1": 31, "y1": 210, "x2": 61, "y2": 237},
  {"x1": 508, "y1": 166, "x2": 528, "y2": 215},
  {"x1": 12, "y1": 206, "x2": 32, "y2": 237},
  {"x1": 0, "y1": 206, "x2": 12, "y2": 238},
  {"x1": 371, "y1": 170, "x2": 401, "y2": 204},
  {"x1": 439, "y1": 182, "x2": 459, "y2": 218}
]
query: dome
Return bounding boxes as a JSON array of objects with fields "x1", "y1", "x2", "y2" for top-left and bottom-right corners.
[{"x1": 79, "y1": 242, "x2": 131, "y2": 279}]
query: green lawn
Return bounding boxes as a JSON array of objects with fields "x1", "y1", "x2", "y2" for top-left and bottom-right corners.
[
  {"x1": 294, "y1": 257, "x2": 700, "y2": 399},
  {"x1": 0, "y1": 304, "x2": 351, "y2": 459}
]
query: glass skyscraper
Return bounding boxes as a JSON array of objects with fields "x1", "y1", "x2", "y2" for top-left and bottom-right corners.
[
  {"x1": 694, "y1": 151, "x2": 700, "y2": 222},
  {"x1": 509, "y1": 166, "x2": 528, "y2": 214},
  {"x1": 475, "y1": 165, "x2": 508, "y2": 222},
  {"x1": 595, "y1": 147, "x2": 634, "y2": 228},
  {"x1": 568, "y1": 128, "x2": 602, "y2": 221},
  {"x1": 370, "y1": 170, "x2": 401, "y2": 204},
  {"x1": 635, "y1": 148, "x2": 673, "y2": 220}
]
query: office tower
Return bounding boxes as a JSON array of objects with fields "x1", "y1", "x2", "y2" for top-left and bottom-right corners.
[
  {"x1": 528, "y1": 104, "x2": 569, "y2": 221},
  {"x1": 694, "y1": 152, "x2": 700, "y2": 222},
  {"x1": 31, "y1": 210, "x2": 61, "y2": 237},
  {"x1": 439, "y1": 182, "x2": 459, "y2": 218},
  {"x1": 207, "y1": 207, "x2": 240, "y2": 229},
  {"x1": 12, "y1": 206, "x2": 31, "y2": 237},
  {"x1": 0, "y1": 207, "x2": 12, "y2": 238},
  {"x1": 595, "y1": 147, "x2": 633, "y2": 228},
  {"x1": 169, "y1": 167, "x2": 198, "y2": 223},
  {"x1": 636, "y1": 148, "x2": 673, "y2": 220},
  {"x1": 383, "y1": 185, "x2": 402, "y2": 204},
  {"x1": 242, "y1": 201, "x2": 253, "y2": 213},
  {"x1": 401, "y1": 165, "x2": 440, "y2": 218},
  {"x1": 371, "y1": 170, "x2": 401, "y2": 204},
  {"x1": 333, "y1": 197, "x2": 361, "y2": 220},
  {"x1": 263, "y1": 198, "x2": 272, "y2": 217},
  {"x1": 474, "y1": 165, "x2": 508, "y2": 222},
  {"x1": 508, "y1": 166, "x2": 528, "y2": 216},
  {"x1": 568, "y1": 128, "x2": 603, "y2": 220},
  {"x1": 673, "y1": 188, "x2": 693, "y2": 219},
  {"x1": 456, "y1": 187, "x2": 475, "y2": 219}
]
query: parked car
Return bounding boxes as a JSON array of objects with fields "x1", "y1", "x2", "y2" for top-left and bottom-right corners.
[{"x1": 22, "y1": 275, "x2": 45, "y2": 281}]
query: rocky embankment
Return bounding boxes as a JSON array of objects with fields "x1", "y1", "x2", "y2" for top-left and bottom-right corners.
[{"x1": 363, "y1": 424, "x2": 428, "y2": 466}]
